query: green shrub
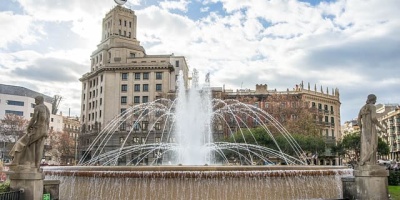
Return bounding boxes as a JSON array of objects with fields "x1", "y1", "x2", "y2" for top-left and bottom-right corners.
[
  {"x1": 0, "y1": 180, "x2": 10, "y2": 193},
  {"x1": 389, "y1": 170, "x2": 400, "y2": 186}
]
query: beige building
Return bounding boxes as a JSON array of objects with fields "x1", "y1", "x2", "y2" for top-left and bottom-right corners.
[
  {"x1": 215, "y1": 83, "x2": 341, "y2": 165},
  {"x1": 79, "y1": 5, "x2": 189, "y2": 162},
  {"x1": 219, "y1": 83, "x2": 341, "y2": 142},
  {"x1": 378, "y1": 104, "x2": 400, "y2": 161}
]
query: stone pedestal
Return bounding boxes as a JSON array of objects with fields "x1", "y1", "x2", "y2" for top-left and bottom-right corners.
[
  {"x1": 354, "y1": 165, "x2": 389, "y2": 200},
  {"x1": 8, "y1": 166, "x2": 44, "y2": 200}
]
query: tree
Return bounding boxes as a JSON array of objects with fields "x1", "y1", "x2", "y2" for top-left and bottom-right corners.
[
  {"x1": 285, "y1": 109, "x2": 324, "y2": 137},
  {"x1": 0, "y1": 114, "x2": 28, "y2": 160},
  {"x1": 331, "y1": 132, "x2": 389, "y2": 164},
  {"x1": 47, "y1": 131, "x2": 75, "y2": 165},
  {"x1": 0, "y1": 114, "x2": 28, "y2": 139},
  {"x1": 228, "y1": 127, "x2": 326, "y2": 156}
]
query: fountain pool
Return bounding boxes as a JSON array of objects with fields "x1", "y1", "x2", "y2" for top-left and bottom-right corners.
[{"x1": 44, "y1": 165, "x2": 351, "y2": 200}]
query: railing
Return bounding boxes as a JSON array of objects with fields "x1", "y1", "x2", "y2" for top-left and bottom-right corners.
[{"x1": 0, "y1": 190, "x2": 23, "y2": 200}]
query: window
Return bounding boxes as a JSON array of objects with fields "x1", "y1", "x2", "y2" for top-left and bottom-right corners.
[
  {"x1": 142, "y1": 96, "x2": 148, "y2": 103},
  {"x1": 121, "y1": 108, "x2": 126, "y2": 114},
  {"x1": 124, "y1": 20, "x2": 126, "y2": 26},
  {"x1": 121, "y1": 96, "x2": 127, "y2": 104},
  {"x1": 124, "y1": 30, "x2": 126, "y2": 36},
  {"x1": 156, "y1": 84, "x2": 162, "y2": 91},
  {"x1": 129, "y1": 21, "x2": 131, "y2": 28},
  {"x1": 7, "y1": 100, "x2": 24, "y2": 106},
  {"x1": 121, "y1": 73, "x2": 128, "y2": 80},
  {"x1": 121, "y1": 84, "x2": 128, "y2": 92},
  {"x1": 175, "y1": 60, "x2": 179, "y2": 67},
  {"x1": 141, "y1": 137, "x2": 146, "y2": 144},
  {"x1": 133, "y1": 137, "x2": 139, "y2": 143},
  {"x1": 134, "y1": 96, "x2": 140, "y2": 103},
  {"x1": 134, "y1": 84, "x2": 140, "y2": 92},
  {"x1": 120, "y1": 121, "x2": 127, "y2": 131},
  {"x1": 31, "y1": 103, "x2": 35, "y2": 108},
  {"x1": 143, "y1": 72, "x2": 149, "y2": 80},
  {"x1": 133, "y1": 121, "x2": 140, "y2": 131},
  {"x1": 130, "y1": 53, "x2": 135, "y2": 58},
  {"x1": 156, "y1": 72, "x2": 162, "y2": 80},
  {"x1": 100, "y1": 98, "x2": 102, "y2": 105},
  {"x1": 143, "y1": 84, "x2": 149, "y2": 92},
  {"x1": 135, "y1": 73, "x2": 140, "y2": 80},
  {"x1": 155, "y1": 137, "x2": 161, "y2": 143},
  {"x1": 142, "y1": 121, "x2": 148, "y2": 131},
  {"x1": 119, "y1": 19, "x2": 122, "y2": 25},
  {"x1": 5, "y1": 110, "x2": 23, "y2": 116},
  {"x1": 120, "y1": 137, "x2": 125, "y2": 144},
  {"x1": 155, "y1": 122, "x2": 161, "y2": 130},
  {"x1": 119, "y1": 29, "x2": 121, "y2": 35}
]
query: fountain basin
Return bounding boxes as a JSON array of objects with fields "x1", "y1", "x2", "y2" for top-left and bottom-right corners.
[{"x1": 44, "y1": 165, "x2": 352, "y2": 200}]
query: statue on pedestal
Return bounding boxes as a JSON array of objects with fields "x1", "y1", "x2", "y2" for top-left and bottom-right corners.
[
  {"x1": 8, "y1": 96, "x2": 50, "y2": 169},
  {"x1": 357, "y1": 94, "x2": 385, "y2": 166}
]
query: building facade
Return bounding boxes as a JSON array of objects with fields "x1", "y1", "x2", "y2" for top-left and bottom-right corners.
[
  {"x1": 79, "y1": 5, "x2": 189, "y2": 163},
  {"x1": 213, "y1": 83, "x2": 341, "y2": 165},
  {"x1": 218, "y1": 83, "x2": 341, "y2": 141},
  {"x1": 378, "y1": 105, "x2": 400, "y2": 161}
]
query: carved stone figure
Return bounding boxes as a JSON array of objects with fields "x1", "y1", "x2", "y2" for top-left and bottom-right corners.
[
  {"x1": 357, "y1": 94, "x2": 385, "y2": 166},
  {"x1": 9, "y1": 96, "x2": 50, "y2": 168}
]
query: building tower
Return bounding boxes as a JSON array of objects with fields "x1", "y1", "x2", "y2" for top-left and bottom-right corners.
[{"x1": 79, "y1": 5, "x2": 189, "y2": 163}]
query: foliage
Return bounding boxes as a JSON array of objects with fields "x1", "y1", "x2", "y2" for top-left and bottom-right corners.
[
  {"x1": 48, "y1": 131, "x2": 75, "y2": 165},
  {"x1": 0, "y1": 114, "x2": 28, "y2": 139},
  {"x1": 0, "y1": 114, "x2": 28, "y2": 159},
  {"x1": 227, "y1": 127, "x2": 326, "y2": 156},
  {"x1": 0, "y1": 180, "x2": 10, "y2": 193},
  {"x1": 331, "y1": 132, "x2": 390, "y2": 163},
  {"x1": 284, "y1": 109, "x2": 324, "y2": 137},
  {"x1": 389, "y1": 185, "x2": 400, "y2": 199},
  {"x1": 389, "y1": 170, "x2": 400, "y2": 186}
]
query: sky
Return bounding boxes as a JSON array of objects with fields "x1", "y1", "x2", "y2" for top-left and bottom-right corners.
[{"x1": 0, "y1": 0, "x2": 399, "y2": 124}]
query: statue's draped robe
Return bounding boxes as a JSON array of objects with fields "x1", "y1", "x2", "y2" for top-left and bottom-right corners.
[{"x1": 358, "y1": 104, "x2": 378, "y2": 165}]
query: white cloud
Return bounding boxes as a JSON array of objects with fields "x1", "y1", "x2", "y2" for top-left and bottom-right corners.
[
  {"x1": 159, "y1": 0, "x2": 190, "y2": 12},
  {"x1": 1, "y1": 0, "x2": 400, "y2": 122},
  {"x1": 0, "y1": 12, "x2": 42, "y2": 48}
]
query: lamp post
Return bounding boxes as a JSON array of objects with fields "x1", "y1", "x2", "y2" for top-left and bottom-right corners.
[{"x1": 74, "y1": 132, "x2": 78, "y2": 165}]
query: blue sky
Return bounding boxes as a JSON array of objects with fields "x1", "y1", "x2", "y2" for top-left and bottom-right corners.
[{"x1": 0, "y1": 0, "x2": 399, "y2": 124}]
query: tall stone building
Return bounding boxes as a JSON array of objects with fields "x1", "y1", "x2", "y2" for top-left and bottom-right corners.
[{"x1": 79, "y1": 6, "x2": 189, "y2": 163}]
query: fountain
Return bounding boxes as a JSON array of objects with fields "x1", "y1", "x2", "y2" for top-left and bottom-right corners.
[{"x1": 43, "y1": 70, "x2": 352, "y2": 199}]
